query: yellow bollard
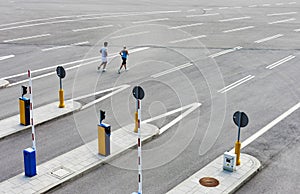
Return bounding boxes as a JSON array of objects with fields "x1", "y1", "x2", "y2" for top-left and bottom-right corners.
[
  {"x1": 58, "y1": 89, "x2": 65, "y2": 108},
  {"x1": 134, "y1": 111, "x2": 138, "y2": 133},
  {"x1": 235, "y1": 141, "x2": 241, "y2": 166}
]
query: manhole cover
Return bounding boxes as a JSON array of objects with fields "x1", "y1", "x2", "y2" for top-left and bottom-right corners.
[
  {"x1": 199, "y1": 177, "x2": 219, "y2": 187},
  {"x1": 50, "y1": 166, "x2": 73, "y2": 179}
]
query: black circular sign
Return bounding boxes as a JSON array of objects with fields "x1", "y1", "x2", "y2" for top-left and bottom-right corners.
[
  {"x1": 56, "y1": 66, "x2": 66, "y2": 79},
  {"x1": 233, "y1": 111, "x2": 249, "y2": 128},
  {"x1": 132, "y1": 86, "x2": 145, "y2": 100}
]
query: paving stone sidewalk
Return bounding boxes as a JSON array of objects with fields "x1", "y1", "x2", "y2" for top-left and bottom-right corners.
[
  {"x1": 167, "y1": 153, "x2": 261, "y2": 194},
  {"x1": 0, "y1": 123, "x2": 158, "y2": 194},
  {"x1": 0, "y1": 100, "x2": 81, "y2": 139}
]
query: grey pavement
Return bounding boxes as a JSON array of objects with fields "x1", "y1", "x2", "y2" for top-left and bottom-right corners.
[
  {"x1": 167, "y1": 153, "x2": 261, "y2": 194},
  {"x1": 0, "y1": 123, "x2": 158, "y2": 194},
  {"x1": 0, "y1": 100, "x2": 81, "y2": 139}
]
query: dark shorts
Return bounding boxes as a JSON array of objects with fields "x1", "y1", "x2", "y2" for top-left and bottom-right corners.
[{"x1": 122, "y1": 57, "x2": 127, "y2": 65}]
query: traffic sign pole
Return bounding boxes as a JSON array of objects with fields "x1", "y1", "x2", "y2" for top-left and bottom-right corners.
[
  {"x1": 233, "y1": 111, "x2": 248, "y2": 166},
  {"x1": 56, "y1": 66, "x2": 66, "y2": 108}
]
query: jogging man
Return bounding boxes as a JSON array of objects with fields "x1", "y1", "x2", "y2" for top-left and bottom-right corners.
[
  {"x1": 118, "y1": 46, "x2": 129, "y2": 74},
  {"x1": 98, "y1": 42, "x2": 108, "y2": 72}
]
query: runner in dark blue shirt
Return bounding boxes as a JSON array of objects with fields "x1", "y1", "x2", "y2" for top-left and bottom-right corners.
[{"x1": 118, "y1": 46, "x2": 129, "y2": 74}]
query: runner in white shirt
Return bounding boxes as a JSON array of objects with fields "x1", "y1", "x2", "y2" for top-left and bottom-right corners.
[{"x1": 98, "y1": 42, "x2": 108, "y2": 72}]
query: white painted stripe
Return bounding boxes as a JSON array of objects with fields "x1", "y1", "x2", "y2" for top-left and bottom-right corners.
[
  {"x1": 42, "y1": 41, "x2": 89, "y2": 52},
  {"x1": 0, "y1": 55, "x2": 15, "y2": 61},
  {"x1": 223, "y1": 26, "x2": 254, "y2": 33},
  {"x1": 111, "y1": 31, "x2": 150, "y2": 39},
  {"x1": 203, "y1": 8, "x2": 213, "y2": 11},
  {"x1": 248, "y1": 5, "x2": 258, "y2": 8},
  {"x1": 219, "y1": 16, "x2": 251, "y2": 22},
  {"x1": 72, "y1": 25, "x2": 113, "y2": 32},
  {"x1": 288, "y1": 2, "x2": 296, "y2": 5},
  {"x1": 219, "y1": 7, "x2": 229, "y2": 10},
  {"x1": 231, "y1": 102, "x2": 300, "y2": 151},
  {"x1": 151, "y1": 63, "x2": 193, "y2": 78},
  {"x1": 218, "y1": 75, "x2": 255, "y2": 93},
  {"x1": 266, "y1": 55, "x2": 296, "y2": 69},
  {"x1": 186, "y1": 13, "x2": 220, "y2": 18},
  {"x1": 169, "y1": 35, "x2": 206, "y2": 43},
  {"x1": 208, "y1": 46, "x2": 243, "y2": 58},
  {"x1": 268, "y1": 18, "x2": 295, "y2": 24},
  {"x1": 276, "y1": 3, "x2": 284, "y2": 6},
  {"x1": 267, "y1": 12, "x2": 297, "y2": 16},
  {"x1": 233, "y1": 6, "x2": 242, "y2": 9},
  {"x1": 254, "y1": 34, "x2": 283, "y2": 43},
  {"x1": 262, "y1": 4, "x2": 271, "y2": 7},
  {"x1": 187, "y1": 9, "x2": 196, "y2": 12},
  {"x1": 3, "y1": 34, "x2": 51, "y2": 43},
  {"x1": 294, "y1": 29, "x2": 300, "y2": 32},
  {"x1": 132, "y1": 18, "x2": 169, "y2": 24},
  {"x1": 169, "y1": 23, "x2": 203, "y2": 29}
]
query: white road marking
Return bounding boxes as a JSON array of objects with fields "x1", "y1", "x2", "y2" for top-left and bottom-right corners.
[
  {"x1": 151, "y1": 62, "x2": 193, "y2": 78},
  {"x1": 110, "y1": 31, "x2": 150, "y2": 39},
  {"x1": 294, "y1": 29, "x2": 300, "y2": 32},
  {"x1": 208, "y1": 46, "x2": 243, "y2": 58},
  {"x1": 218, "y1": 75, "x2": 255, "y2": 93},
  {"x1": 72, "y1": 25, "x2": 113, "y2": 32},
  {"x1": 169, "y1": 35, "x2": 206, "y2": 44},
  {"x1": 203, "y1": 8, "x2": 213, "y2": 11},
  {"x1": 142, "y1": 102, "x2": 201, "y2": 135},
  {"x1": 132, "y1": 18, "x2": 169, "y2": 24},
  {"x1": 233, "y1": 6, "x2": 242, "y2": 9},
  {"x1": 42, "y1": 41, "x2": 89, "y2": 52},
  {"x1": 266, "y1": 55, "x2": 296, "y2": 69},
  {"x1": 219, "y1": 7, "x2": 229, "y2": 10},
  {"x1": 0, "y1": 55, "x2": 15, "y2": 61},
  {"x1": 223, "y1": 26, "x2": 254, "y2": 33},
  {"x1": 187, "y1": 9, "x2": 196, "y2": 12},
  {"x1": 3, "y1": 34, "x2": 51, "y2": 43},
  {"x1": 276, "y1": 3, "x2": 284, "y2": 6},
  {"x1": 262, "y1": 4, "x2": 271, "y2": 7},
  {"x1": 168, "y1": 23, "x2": 203, "y2": 29},
  {"x1": 230, "y1": 102, "x2": 300, "y2": 151},
  {"x1": 288, "y1": 2, "x2": 297, "y2": 5},
  {"x1": 248, "y1": 5, "x2": 258, "y2": 8},
  {"x1": 268, "y1": 18, "x2": 295, "y2": 24},
  {"x1": 186, "y1": 13, "x2": 220, "y2": 18},
  {"x1": 219, "y1": 16, "x2": 251, "y2": 22},
  {"x1": 267, "y1": 12, "x2": 297, "y2": 16},
  {"x1": 254, "y1": 34, "x2": 283, "y2": 43}
]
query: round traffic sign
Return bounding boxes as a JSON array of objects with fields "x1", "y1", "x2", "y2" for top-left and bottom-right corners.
[
  {"x1": 132, "y1": 86, "x2": 145, "y2": 100},
  {"x1": 233, "y1": 111, "x2": 248, "y2": 128},
  {"x1": 56, "y1": 66, "x2": 66, "y2": 79}
]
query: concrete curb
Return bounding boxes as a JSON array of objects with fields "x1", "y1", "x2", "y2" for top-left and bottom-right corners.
[{"x1": 0, "y1": 79, "x2": 9, "y2": 88}]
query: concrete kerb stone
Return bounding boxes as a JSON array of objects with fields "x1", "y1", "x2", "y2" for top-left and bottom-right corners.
[{"x1": 0, "y1": 79, "x2": 9, "y2": 88}]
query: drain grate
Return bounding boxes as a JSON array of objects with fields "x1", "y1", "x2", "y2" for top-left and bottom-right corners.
[
  {"x1": 50, "y1": 166, "x2": 73, "y2": 179},
  {"x1": 199, "y1": 177, "x2": 219, "y2": 187}
]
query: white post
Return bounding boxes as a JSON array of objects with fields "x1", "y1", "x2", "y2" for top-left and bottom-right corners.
[
  {"x1": 137, "y1": 99, "x2": 142, "y2": 194},
  {"x1": 28, "y1": 70, "x2": 36, "y2": 150}
]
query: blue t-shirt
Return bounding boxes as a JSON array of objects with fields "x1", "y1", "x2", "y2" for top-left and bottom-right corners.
[{"x1": 120, "y1": 50, "x2": 128, "y2": 59}]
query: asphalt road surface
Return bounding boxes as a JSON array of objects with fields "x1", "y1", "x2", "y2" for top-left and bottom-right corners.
[{"x1": 0, "y1": 0, "x2": 299, "y2": 193}]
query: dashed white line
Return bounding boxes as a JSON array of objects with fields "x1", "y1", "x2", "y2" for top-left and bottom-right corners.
[
  {"x1": 187, "y1": 9, "x2": 196, "y2": 12},
  {"x1": 111, "y1": 31, "x2": 150, "y2": 39},
  {"x1": 208, "y1": 46, "x2": 243, "y2": 58},
  {"x1": 169, "y1": 35, "x2": 206, "y2": 43},
  {"x1": 223, "y1": 26, "x2": 254, "y2": 33},
  {"x1": 132, "y1": 18, "x2": 169, "y2": 24},
  {"x1": 168, "y1": 23, "x2": 203, "y2": 29},
  {"x1": 219, "y1": 16, "x2": 251, "y2": 22},
  {"x1": 233, "y1": 6, "x2": 242, "y2": 9},
  {"x1": 294, "y1": 29, "x2": 300, "y2": 32},
  {"x1": 262, "y1": 4, "x2": 271, "y2": 7},
  {"x1": 151, "y1": 62, "x2": 193, "y2": 78},
  {"x1": 248, "y1": 5, "x2": 258, "y2": 8},
  {"x1": 266, "y1": 55, "x2": 296, "y2": 69},
  {"x1": 72, "y1": 25, "x2": 113, "y2": 32},
  {"x1": 254, "y1": 34, "x2": 283, "y2": 43},
  {"x1": 288, "y1": 2, "x2": 297, "y2": 5},
  {"x1": 0, "y1": 55, "x2": 15, "y2": 61},
  {"x1": 218, "y1": 75, "x2": 255, "y2": 93},
  {"x1": 203, "y1": 8, "x2": 213, "y2": 11},
  {"x1": 42, "y1": 41, "x2": 89, "y2": 52},
  {"x1": 219, "y1": 7, "x2": 229, "y2": 10},
  {"x1": 267, "y1": 12, "x2": 297, "y2": 16},
  {"x1": 3, "y1": 34, "x2": 51, "y2": 43},
  {"x1": 268, "y1": 18, "x2": 295, "y2": 24},
  {"x1": 275, "y1": 3, "x2": 284, "y2": 6},
  {"x1": 186, "y1": 13, "x2": 220, "y2": 18}
]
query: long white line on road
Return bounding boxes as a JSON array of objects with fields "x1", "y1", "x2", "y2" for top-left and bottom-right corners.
[
  {"x1": 294, "y1": 29, "x2": 300, "y2": 32},
  {"x1": 41, "y1": 41, "x2": 89, "y2": 52},
  {"x1": 110, "y1": 31, "x2": 150, "y2": 39},
  {"x1": 0, "y1": 55, "x2": 15, "y2": 61},
  {"x1": 3, "y1": 34, "x2": 51, "y2": 43},
  {"x1": 219, "y1": 16, "x2": 251, "y2": 22},
  {"x1": 186, "y1": 13, "x2": 220, "y2": 18},
  {"x1": 169, "y1": 35, "x2": 206, "y2": 44},
  {"x1": 267, "y1": 12, "x2": 297, "y2": 16},
  {"x1": 223, "y1": 26, "x2": 254, "y2": 33},
  {"x1": 208, "y1": 46, "x2": 243, "y2": 58},
  {"x1": 132, "y1": 18, "x2": 169, "y2": 24},
  {"x1": 266, "y1": 55, "x2": 296, "y2": 69},
  {"x1": 248, "y1": 5, "x2": 258, "y2": 8},
  {"x1": 231, "y1": 102, "x2": 300, "y2": 151},
  {"x1": 218, "y1": 75, "x2": 255, "y2": 93},
  {"x1": 254, "y1": 34, "x2": 283, "y2": 43},
  {"x1": 72, "y1": 25, "x2": 113, "y2": 32},
  {"x1": 168, "y1": 23, "x2": 203, "y2": 29},
  {"x1": 268, "y1": 18, "x2": 295, "y2": 24},
  {"x1": 142, "y1": 102, "x2": 201, "y2": 135},
  {"x1": 151, "y1": 62, "x2": 193, "y2": 78}
]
